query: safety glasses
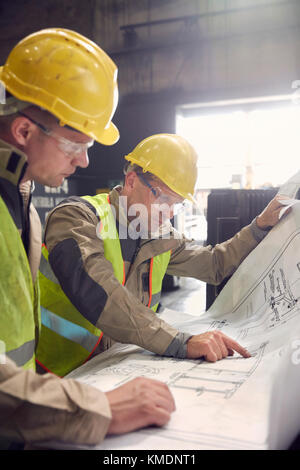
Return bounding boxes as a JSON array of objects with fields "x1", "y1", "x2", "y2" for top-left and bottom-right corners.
[
  {"x1": 18, "y1": 112, "x2": 94, "y2": 157},
  {"x1": 137, "y1": 172, "x2": 185, "y2": 207}
]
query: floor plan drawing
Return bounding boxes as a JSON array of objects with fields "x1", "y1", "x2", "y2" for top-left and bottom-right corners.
[{"x1": 167, "y1": 342, "x2": 267, "y2": 399}]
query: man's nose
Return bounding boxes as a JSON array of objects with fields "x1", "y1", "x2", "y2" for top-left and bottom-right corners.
[{"x1": 74, "y1": 150, "x2": 89, "y2": 168}]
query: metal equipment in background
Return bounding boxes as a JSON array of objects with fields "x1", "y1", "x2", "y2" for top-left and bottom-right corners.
[{"x1": 206, "y1": 188, "x2": 279, "y2": 310}]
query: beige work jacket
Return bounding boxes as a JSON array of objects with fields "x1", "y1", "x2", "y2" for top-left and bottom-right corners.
[
  {"x1": 0, "y1": 139, "x2": 111, "y2": 448},
  {"x1": 44, "y1": 186, "x2": 263, "y2": 357}
]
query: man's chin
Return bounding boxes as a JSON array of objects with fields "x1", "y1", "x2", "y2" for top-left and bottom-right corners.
[
  {"x1": 35, "y1": 175, "x2": 65, "y2": 188},
  {"x1": 49, "y1": 176, "x2": 65, "y2": 188}
]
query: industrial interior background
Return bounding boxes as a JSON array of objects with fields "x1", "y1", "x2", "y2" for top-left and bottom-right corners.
[
  {"x1": 1, "y1": 0, "x2": 299, "y2": 306},
  {"x1": 1, "y1": 0, "x2": 299, "y2": 194},
  {"x1": 1, "y1": 0, "x2": 300, "y2": 449}
]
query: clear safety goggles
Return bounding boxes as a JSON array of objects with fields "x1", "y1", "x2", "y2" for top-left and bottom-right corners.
[
  {"x1": 18, "y1": 112, "x2": 94, "y2": 157},
  {"x1": 137, "y1": 172, "x2": 185, "y2": 208}
]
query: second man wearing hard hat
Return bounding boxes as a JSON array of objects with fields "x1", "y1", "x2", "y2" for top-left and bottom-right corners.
[{"x1": 37, "y1": 133, "x2": 286, "y2": 377}]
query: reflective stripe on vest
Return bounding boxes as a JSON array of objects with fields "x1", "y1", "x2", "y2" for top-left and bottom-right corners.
[
  {"x1": 36, "y1": 244, "x2": 103, "y2": 377},
  {"x1": 6, "y1": 339, "x2": 36, "y2": 367},
  {"x1": 41, "y1": 307, "x2": 100, "y2": 353},
  {"x1": 36, "y1": 193, "x2": 171, "y2": 376},
  {"x1": 0, "y1": 197, "x2": 38, "y2": 371},
  {"x1": 39, "y1": 251, "x2": 59, "y2": 284},
  {"x1": 149, "y1": 291, "x2": 161, "y2": 309}
]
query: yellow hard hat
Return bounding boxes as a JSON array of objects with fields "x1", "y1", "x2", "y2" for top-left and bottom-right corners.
[
  {"x1": 124, "y1": 134, "x2": 198, "y2": 202},
  {"x1": 0, "y1": 28, "x2": 119, "y2": 145}
]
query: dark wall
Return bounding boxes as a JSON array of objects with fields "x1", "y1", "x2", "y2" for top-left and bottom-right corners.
[
  {"x1": 76, "y1": 90, "x2": 179, "y2": 194},
  {"x1": 0, "y1": 0, "x2": 180, "y2": 196},
  {"x1": 0, "y1": 0, "x2": 94, "y2": 63},
  {"x1": 3, "y1": 1, "x2": 297, "y2": 198}
]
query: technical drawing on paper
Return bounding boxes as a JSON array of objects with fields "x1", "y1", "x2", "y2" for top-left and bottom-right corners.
[
  {"x1": 75, "y1": 340, "x2": 267, "y2": 401},
  {"x1": 104, "y1": 362, "x2": 160, "y2": 378},
  {"x1": 203, "y1": 230, "x2": 300, "y2": 343},
  {"x1": 167, "y1": 342, "x2": 266, "y2": 399},
  {"x1": 40, "y1": 178, "x2": 300, "y2": 451},
  {"x1": 63, "y1": 204, "x2": 300, "y2": 450}
]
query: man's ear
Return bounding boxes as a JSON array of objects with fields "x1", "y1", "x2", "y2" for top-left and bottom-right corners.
[
  {"x1": 10, "y1": 116, "x2": 36, "y2": 146},
  {"x1": 125, "y1": 171, "x2": 138, "y2": 191}
]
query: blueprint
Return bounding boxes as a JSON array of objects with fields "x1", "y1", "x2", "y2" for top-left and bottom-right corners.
[
  {"x1": 61, "y1": 198, "x2": 300, "y2": 450},
  {"x1": 47, "y1": 171, "x2": 300, "y2": 451}
]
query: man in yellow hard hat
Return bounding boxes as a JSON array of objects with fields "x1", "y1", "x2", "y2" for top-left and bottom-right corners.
[
  {"x1": 37, "y1": 133, "x2": 288, "y2": 378},
  {"x1": 0, "y1": 29, "x2": 175, "y2": 449}
]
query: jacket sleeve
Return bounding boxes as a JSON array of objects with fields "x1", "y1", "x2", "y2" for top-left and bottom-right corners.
[
  {"x1": 0, "y1": 357, "x2": 111, "y2": 446},
  {"x1": 44, "y1": 202, "x2": 179, "y2": 356},
  {"x1": 167, "y1": 219, "x2": 268, "y2": 285}
]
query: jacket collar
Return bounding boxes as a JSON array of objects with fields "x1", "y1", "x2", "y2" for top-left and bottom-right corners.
[
  {"x1": 0, "y1": 138, "x2": 28, "y2": 187},
  {"x1": 0, "y1": 138, "x2": 41, "y2": 282}
]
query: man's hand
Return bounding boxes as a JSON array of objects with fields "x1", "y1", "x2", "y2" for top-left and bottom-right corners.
[
  {"x1": 256, "y1": 195, "x2": 291, "y2": 230},
  {"x1": 186, "y1": 331, "x2": 251, "y2": 362},
  {"x1": 105, "y1": 377, "x2": 176, "y2": 435}
]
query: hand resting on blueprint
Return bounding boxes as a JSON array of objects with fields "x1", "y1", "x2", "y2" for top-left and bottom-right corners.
[
  {"x1": 256, "y1": 195, "x2": 292, "y2": 229},
  {"x1": 106, "y1": 377, "x2": 176, "y2": 434}
]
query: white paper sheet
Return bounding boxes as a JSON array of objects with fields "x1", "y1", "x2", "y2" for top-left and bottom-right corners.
[
  {"x1": 43, "y1": 170, "x2": 300, "y2": 450},
  {"x1": 278, "y1": 198, "x2": 300, "y2": 219},
  {"x1": 55, "y1": 202, "x2": 300, "y2": 450}
]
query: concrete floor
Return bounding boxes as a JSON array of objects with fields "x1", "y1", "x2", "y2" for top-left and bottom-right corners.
[{"x1": 159, "y1": 277, "x2": 207, "y2": 316}]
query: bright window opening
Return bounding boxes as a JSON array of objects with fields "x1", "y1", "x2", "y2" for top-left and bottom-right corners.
[
  {"x1": 176, "y1": 101, "x2": 300, "y2": 190},
  {"x1": 175, "y1": 97, "x2": 300, "y2": 243}
]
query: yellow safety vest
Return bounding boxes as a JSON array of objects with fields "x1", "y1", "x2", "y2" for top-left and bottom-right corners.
[
  {"x1": 36, "y1": 193, "x2": 171, "y2": 377},
  {"x1": 0, "y1": 197, "x2": 40, "y2": 371}
]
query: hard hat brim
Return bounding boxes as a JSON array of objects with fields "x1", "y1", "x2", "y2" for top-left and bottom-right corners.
[{"x1": 96, "y1": 120, "x2": 119, "y2": 146}]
